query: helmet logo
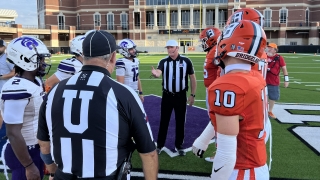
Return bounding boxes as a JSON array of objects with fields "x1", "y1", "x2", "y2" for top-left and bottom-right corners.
[
  {"x1": 120, "y1": 41, "x2": 129, "y2": 48},
  {"x1": 14, "y1": 37, "x2": 39, "y2": 50},
  {"x1": 206, "y1": 29, "x2": 214, "y2": 38}
]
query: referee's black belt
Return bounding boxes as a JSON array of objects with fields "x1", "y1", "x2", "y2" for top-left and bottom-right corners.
[{"x1": 163, "y1": 89, "x2": 186, "y2": 96}]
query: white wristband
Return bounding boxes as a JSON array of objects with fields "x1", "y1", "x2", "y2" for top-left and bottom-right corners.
[{"x1": 284, "y1": 75, "x2": 289, "y2": 82}]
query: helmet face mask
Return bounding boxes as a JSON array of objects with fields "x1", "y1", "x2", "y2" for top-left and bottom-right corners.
[{"x1": 118, "y1": 39, "x2": 138, "y2": 58}]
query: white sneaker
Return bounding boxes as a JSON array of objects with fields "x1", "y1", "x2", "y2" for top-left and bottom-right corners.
[{"x1": 205, "y1": 157, "x2": 214, "y2": 162}]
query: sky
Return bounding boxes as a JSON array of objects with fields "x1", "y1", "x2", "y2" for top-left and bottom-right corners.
[{"x1": 0, "y1": 0, "x2": 37, "y2": 25}]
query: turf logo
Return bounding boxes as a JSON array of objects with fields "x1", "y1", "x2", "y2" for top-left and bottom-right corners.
[{"x1": 274, "y1": 103, "x2": 320, "y2": 155}]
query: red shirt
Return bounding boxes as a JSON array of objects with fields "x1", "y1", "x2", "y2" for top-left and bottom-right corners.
[{"x1": 266, "y1": 54, "x2": 286, "y2": 86}]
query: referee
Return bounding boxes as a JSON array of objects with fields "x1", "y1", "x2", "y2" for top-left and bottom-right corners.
[
  {"x1": 151, "y1": 40, "x2": 197, "y2": 156},
  {"x1": 37, "y1": 30, "x2": 158, "y2": 180}
]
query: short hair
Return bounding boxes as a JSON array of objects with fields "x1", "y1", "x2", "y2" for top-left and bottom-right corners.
[{"x1": 83, "y1": 54, "x2": 111, "y2": 61}]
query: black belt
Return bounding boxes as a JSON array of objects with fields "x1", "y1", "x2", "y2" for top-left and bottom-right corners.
[
  {"x1": 55, "y1": 169, "x2": 116, "y2": 180},
  {"x1": 163, "y1": 89, "x2": 186, "y2": 96}
]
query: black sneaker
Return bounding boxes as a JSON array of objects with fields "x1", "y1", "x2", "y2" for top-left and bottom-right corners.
[{"x1": 175, "y1": 147, "x2": 186, "y2": 156}]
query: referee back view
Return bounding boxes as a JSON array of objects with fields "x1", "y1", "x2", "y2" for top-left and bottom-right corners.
[
  {"x1": 38, "y1": 30, "x2": 158, "y2": 180},
  {"x1": 151, "y1": 40, "x2": 197, "y2": 156}
]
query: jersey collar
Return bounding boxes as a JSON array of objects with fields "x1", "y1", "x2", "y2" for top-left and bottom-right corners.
[
  {"x1": 225, "y1": 63, "x2": 251, "y2": 74},
  {"x1": 81, "y1": 65, "x2": 111, "y2": 77}
]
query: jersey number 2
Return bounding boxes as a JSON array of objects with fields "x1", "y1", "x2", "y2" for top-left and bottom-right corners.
[
  {"x1": 131, "y1": 67, "x2": 139, "y2": 82},
  {"x1": 214, "y1": 89, "x2": 236, "y2": 108}
]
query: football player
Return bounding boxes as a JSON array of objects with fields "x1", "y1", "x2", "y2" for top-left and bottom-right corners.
[
  {"x1": 0, "y1": 36, "x2": 51, "y2": 180},
  {"x1": 208, "y1": 20, "x2": 269, "y2": 180},
  {"x1": 116, "y1": 39, "x2": 144, "y2": 102},
  {"x1": 192, "y1": 27, "x2": 221, "y2": 162},
  {"x1": 44, "y1": 35, "x2": 85, "y2": 92}
]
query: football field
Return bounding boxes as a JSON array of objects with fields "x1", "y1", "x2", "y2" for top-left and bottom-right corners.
[{"x1": 1, "y1": 53, "x2": 320, "y2": 180}]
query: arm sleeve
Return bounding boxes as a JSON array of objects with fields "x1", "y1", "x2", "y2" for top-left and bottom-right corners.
[
  {"x1": 187, "y1": 59, "x2": 195, "y2": 75},
  {"x1": 54, "y1": 71, "x2": 72, "y2": 81},
  {"x1": 279, "y1": 56, "x2": 286, "y2": 67},
  {"x1": 37, "y1": 97, "x2": 50, "y2": 141},
  {"x1": 209, "y1": 83, "x2": 245, "y2": 116},
  {"x1": 127, "y1": 89, "x2": 156, "y2": 153},
  {"x1": 3, "y1": 99, "x2": 28, "y2": 124},
  {"x1": 157, "y1": 59, "x2": 164, "y2": 71}
]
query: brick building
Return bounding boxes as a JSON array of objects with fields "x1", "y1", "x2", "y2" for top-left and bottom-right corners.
[{"x1": 0, "y1": 0, "x2": 319, "y2": 48}]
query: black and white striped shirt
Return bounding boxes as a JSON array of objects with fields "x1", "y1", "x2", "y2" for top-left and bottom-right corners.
[
  {"x1": 38, "y1": 65, "x2": 155, "y2": 178},
  {"x1": 157, "y1": 55, "x2": 194, "y2": 93}
]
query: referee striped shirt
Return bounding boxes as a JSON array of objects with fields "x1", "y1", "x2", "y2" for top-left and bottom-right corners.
[
  {"x1": 37, "y1": 65, "x2": 155, "y2": 178},
  {"x1": 157, "y1": 55, "x2": 194, "y2": 93}
]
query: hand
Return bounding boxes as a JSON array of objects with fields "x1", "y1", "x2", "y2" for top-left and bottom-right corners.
[
  {"x1": 139, "y1": 95, "x2": 144, "y2": 103},
  {"x1": 25, "y1": 163, "x2": 41, "y2": 180},
  {"x1": 284, "y1": 81, "x2": 289, "y2": 88},
  {"x1": 192, "y1": 146, "x2": 205, "y2": 158},
  {"x1": 187, "y1": 96, "x2": 195, "y2": 106},
  {"x1": 49, "y1": 176, "x2": 54, "y2": 180},
  {"x1": 46, "y1": 163, "x2": 57, "y2": 175},
  {"x1": 151, "y1": 66, "x2": 158, "y2": 78}
]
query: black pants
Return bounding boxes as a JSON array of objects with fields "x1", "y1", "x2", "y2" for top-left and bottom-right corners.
[
  {"x1": 54, "y1": 169, "x2": 117, "y2": 180},
  {"x1": 157, "y1": 90, "x2": 187, "y2": 149}
]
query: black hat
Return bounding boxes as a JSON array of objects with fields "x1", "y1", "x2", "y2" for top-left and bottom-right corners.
[
  {"x1": 83, "y1": 30, "x2": 120, "y2": 57},
  {"x1": 0, "y1": 40, "x2": 6, "y2": 47}
]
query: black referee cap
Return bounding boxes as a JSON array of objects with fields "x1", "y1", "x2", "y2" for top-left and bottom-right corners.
[{"x1": 83, "y1": 30, "x2": 120, "y2": 57}]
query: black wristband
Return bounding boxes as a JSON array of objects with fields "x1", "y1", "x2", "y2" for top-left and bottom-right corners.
[
  {"x1": 190, "y1": 94, "x2": 195, "y2": 97},
  {"x1": 24, "y1": 161, "x2": 34, "y2": 168},
  {"x1": 50, "y1": 173, "x2": 55, "y2": 177},
  {"x1": 139, "y1": 91, "x2": 143, "y2": 95}
]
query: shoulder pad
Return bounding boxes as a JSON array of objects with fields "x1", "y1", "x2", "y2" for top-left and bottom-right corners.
[{"x1": 1, "y1": 78, "x2": 32, "y2": 100}]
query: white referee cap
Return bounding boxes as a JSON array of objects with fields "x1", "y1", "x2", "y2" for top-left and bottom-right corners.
[{"x1": 165, "y1": 40, "x2": 179, "y2": 47}]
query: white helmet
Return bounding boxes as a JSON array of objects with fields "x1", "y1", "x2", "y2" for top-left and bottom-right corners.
[
  {"x1": 7, "y1": 36, "x2": 51, "y2": 72},
  {"x1": 118, "y1": 39, "x2": 137, "y2": 58},
  {"x1": 70, "y1": 35, "x2": 85, "y2": 56}
]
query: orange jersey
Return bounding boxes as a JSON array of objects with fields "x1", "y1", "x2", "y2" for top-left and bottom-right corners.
[
  {"x1": 208, "y1": 70, "x2": 267, "y2": 169},
  {"x1": 252, "y1": 52, "x2": 268, "y2": 80},
  {"x1": 203, "y1": 48, "x2": 219, "y2": 87}
]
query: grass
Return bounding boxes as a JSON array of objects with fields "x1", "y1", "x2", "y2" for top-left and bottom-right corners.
[{"x1": 1, "y1": 53, "x2": 320, "y2": 180}]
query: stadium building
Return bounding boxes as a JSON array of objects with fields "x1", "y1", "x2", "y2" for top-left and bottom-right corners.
[{"x1": 0, "y1": 0, "x2": 319, "y2": 52}]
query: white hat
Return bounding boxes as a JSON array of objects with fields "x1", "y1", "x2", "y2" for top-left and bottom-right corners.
[{"x1": 165, "y1": 40, "x2": 179, "y2": 47}]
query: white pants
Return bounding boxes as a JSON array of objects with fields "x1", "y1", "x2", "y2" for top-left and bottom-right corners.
[{"x1": 228, "y1": 164, "x2": 269, "y2": 180}]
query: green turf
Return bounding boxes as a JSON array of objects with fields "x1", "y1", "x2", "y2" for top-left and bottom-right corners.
[{"x1": 1, "y1": 53, "x2": 319, "y2": 180}]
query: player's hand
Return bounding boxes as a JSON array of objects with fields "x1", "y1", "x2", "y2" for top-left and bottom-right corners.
[
  {"x1": 49, "y1": 176, "x2": 54, "y2": 180},
  {"x1": 192, "y1": 146, "x2": 205, "y2": 158},
  {"x1": 284, "y1": 81, "x2": 289, "y2": 88},
  {"x1": 139, "y1": 95, "x2": 144, "y2": 103},
  {"x1": 188, "y1": 96, "x2": 195, "y2": 106},
  {"x1": 25, "y1": 163, "x2": 41, "y2": 180},
  {"x1": 151, "y1": 66, "x2": 158, "y2": 78}
]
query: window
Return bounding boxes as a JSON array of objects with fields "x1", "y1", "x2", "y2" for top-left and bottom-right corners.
[
  {"x1": 181, "y1": 10, "x2": 190, "y2": 28},
  {"x1": 94, "y1": 13, "x2": 101, "y2": 27},
  {"x1": 193, "y1": 10, "x2": 200, "y2": 27},
  {"x1": 305, "y1": 8, "x2": 309, "y2": 26},
  {"x1": 58, "y1": 13, "x2": 65, "y2": 30},
  {"x1": 135, "y1": 0, "x2": 139, "y2": 5},
  {"x1": 146, "y1": 11, "x2": 154, "y2": 28},
  {"x1": 120, "y1": 13, "x2": 128, "y2": 29},
  {"x1": 279, "y1": 8, "x2": 287, "y2": 23},
  {"x1": 77, "y1": 14, "x2": 80, "y2": 30},
  {"x1": 107, "y1": 13, "x2": 114, "y2": 30},
  {"x1": 170, "y1": 11, "x2": 178, "y2": 27},
  {"x1": 264, "y1": 9, "x2": 272, "y2": 27},
  {"x1": 206, "y1": 10, "x2": 214, "y2": 26},
  {"x1": 290, "y1": 42, "x2": 297, "y2": 45},
  {"x1": 157, "y1": 11, "x2": 166, "y2": 27}
]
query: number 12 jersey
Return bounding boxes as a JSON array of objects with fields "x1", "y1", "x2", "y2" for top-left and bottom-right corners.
[{"x1": 116, "y1": 58, "x2": 140, "y2": 91}]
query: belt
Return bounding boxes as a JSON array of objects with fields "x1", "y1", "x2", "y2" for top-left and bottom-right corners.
[{"x1": 163, "y1": 89, "x2": 186, "y2": 96}]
